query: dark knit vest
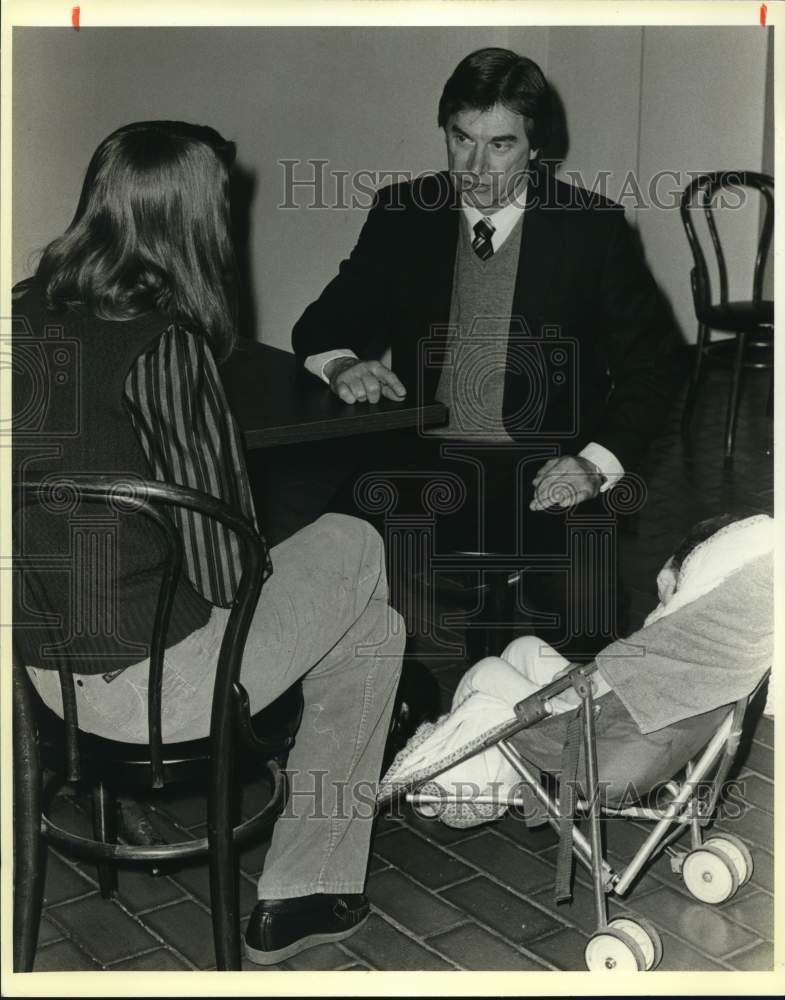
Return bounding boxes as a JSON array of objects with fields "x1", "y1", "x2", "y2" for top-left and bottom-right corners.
[
  {"x1": 431, "y1": 213, "x2": 524, "y2": 440},
  {"x1": 12, "y1": 281, "x2": 212, "y2": 673}
]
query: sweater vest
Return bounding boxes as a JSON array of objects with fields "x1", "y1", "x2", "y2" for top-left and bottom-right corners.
[{"x1": 430, "y1": 213, "x2": 525, "y2": 441}]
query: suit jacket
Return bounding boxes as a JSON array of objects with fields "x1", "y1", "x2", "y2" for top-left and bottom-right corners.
[{"x1": 292, "y1": 167, "x2": 676, "y2": 471}]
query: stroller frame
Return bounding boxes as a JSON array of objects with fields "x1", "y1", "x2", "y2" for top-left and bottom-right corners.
[{"x1": 390, "y1": 662, "x2": 765, "y2": 971}]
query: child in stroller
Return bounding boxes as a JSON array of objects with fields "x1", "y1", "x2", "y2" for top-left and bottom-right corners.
[{"x1": 379, "y1": 512, "x2": 774, "y2": 971}]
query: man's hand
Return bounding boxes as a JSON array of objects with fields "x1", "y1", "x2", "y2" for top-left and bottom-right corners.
[
  {"x1": 325, "y1": 358, "x2": 407, "y2": 404},
  {"x1": 529, "y1": 455, "x2": 604, "y2": 511}
]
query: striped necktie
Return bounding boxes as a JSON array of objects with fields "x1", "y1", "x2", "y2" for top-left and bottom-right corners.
[{"x1": 471, "y1": 217, "x2": 495, "y2": 260}]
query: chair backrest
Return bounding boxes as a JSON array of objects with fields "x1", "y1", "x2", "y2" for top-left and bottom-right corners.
[
  {"x1": 679, "y1": 171, "x2": 774, "y2": 320},
  {"x1": 13, "y1": 476, "x2": 265, "y2": 789}
]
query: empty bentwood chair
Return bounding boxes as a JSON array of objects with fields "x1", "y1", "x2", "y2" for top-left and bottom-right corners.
[
  {"x1": 12, "y1": 476, "x2": 303, "y2": 972},
  {"x1": 680, "y1": 171, "x2": 774, "y2": 460}
]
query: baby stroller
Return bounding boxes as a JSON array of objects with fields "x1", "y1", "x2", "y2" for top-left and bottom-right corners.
[
  {"x1": 377, "y1": 544, "x2": 773, "y2": 972},
  {"x1": 381, "y1": 661, "x2": 767, "y2": 971}
]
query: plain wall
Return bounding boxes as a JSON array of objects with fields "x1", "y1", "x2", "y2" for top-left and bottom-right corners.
[
  {"x1": 635, "y1": 27, "x2": 770, "y2": 337},
  {"x1": 543, "y1": 26, "x2": 644, "y2": 224},
  {"x1": 12, "y1": 25, "x2": 771, "y2": 348},
  {"x1": 541, "y1": 26, "x2": 770, "y2": 338},
  {"x1": 12, "y1": 26, "x2": 546, "y2": 348}
]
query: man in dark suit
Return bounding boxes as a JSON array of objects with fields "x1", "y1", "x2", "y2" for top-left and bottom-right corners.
[{"x1": 293, "y1": 47, "x2": 675, "y2": 657}]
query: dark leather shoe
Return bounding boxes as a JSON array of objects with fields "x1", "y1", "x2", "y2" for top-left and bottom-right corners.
[{"x1": 244, "y1": 893, "x2": 370, "y2": 965}]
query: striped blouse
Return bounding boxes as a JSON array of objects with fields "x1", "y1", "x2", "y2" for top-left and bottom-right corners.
[{"x1": 124, "y1": 325, "x2": 272, "y2": 608}]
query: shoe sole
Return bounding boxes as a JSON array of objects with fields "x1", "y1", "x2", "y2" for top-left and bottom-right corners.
[{"x1": 243, "y1": 911, "x2": 370, "y2": 967}]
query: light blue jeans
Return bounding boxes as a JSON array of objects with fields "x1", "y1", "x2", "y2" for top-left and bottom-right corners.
[{"x1": 28, "y1": 514, "x2": 405, "y2": 899}]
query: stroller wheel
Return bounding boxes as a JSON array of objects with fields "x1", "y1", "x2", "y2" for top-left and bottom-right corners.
[
  {"x1": 607, "y1": 916, "x2": 663, "y2": 970},
  {"x1": 682, "y1": 845, "x2": 740, "y2": 903},
  {"x1": 704, "y1": 834, "x2": 754, "y2": 886},
  {"x1": 584, "y1": 928, "x2": 647, "y2": 971}
]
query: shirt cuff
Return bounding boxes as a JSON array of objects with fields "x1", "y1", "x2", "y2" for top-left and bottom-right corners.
[
  {"x1": 304, "y1": 349, "x2": 358, "y2": 383},
  {"x1": 579, "y1": 442, "x2": 625, "y2": 492}
]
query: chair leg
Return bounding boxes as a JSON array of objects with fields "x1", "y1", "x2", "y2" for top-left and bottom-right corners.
[
  {"x1": 466, "y1": 620, "x2": 488, "y2": 663},
  {"x1": 766, "y1": 368, "x2": 774, "y2": 420},
  {"x1": 681, "y1": 322, "x2": 709, "y2": 434},
  {"x1": 91, "y1": 782, "x2": 119, "y2": 899},
  {"x1": 724, "y1": 331, "x2": 747, "y2": 462},
  {"x1": 208, "y1": 731, "x2": 241, "y2": 970},
  {"x1": 13, "y1": 663, "x2": 45, "y2": 972},
  {"x1": 468, "y1": 583, "x2": 492, "y2": 661},
  {"x1": 470, "y1": 572, "x2": 514, "y2": 660},
  {"x1": 488, "y1": 572, "x2": 515, "y2": 657}
]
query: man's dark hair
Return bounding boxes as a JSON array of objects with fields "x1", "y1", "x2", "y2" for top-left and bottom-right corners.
[
  {"x1": 437, "y1": 47, "x2": 551, "y2": 151},
  {"x1": 671, "y1": 513, "x2": 745, "y2": 572}
]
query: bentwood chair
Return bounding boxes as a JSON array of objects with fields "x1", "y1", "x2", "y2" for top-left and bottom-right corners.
[
  {"x1": 680, "y1": 171, "x2": 774, "y2": 460},
  {"x1": 12, "y1": 476, "x2": 303, "y2": 971}
]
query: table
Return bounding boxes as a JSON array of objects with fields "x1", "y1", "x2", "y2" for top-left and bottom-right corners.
[{"x1": 221, "y1": 341, "x2": 447, "y2": 449}]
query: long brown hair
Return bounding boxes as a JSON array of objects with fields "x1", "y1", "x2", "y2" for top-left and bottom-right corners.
[{"x1": 35, "y1": 120, "x2": 238, "y2": 359}]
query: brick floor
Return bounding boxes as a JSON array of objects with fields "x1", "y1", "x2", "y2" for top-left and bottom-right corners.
[{"x1": 19, "y1": 366, "x2": 776, "y2": 974}]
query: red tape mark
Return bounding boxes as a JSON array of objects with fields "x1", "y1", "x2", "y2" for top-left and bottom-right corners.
[
  {"x1": 72, "y1": 6, "x2": 80, "y2": 30},
  {"x1": 760, "y1": 3, "x2": 767, "y2": 26}
]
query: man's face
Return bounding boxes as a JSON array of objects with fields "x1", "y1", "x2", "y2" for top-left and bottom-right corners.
[{"x1": 445, "y1": 103, "x2": 537, "y2": 213}]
